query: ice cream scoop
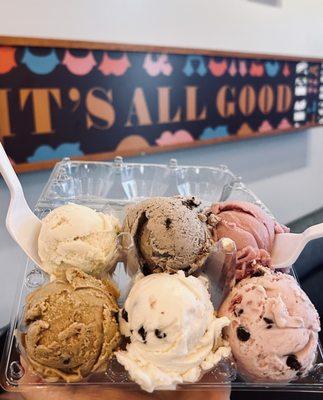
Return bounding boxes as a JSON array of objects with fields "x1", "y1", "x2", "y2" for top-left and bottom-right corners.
[
  {"x1": 21, "y1": 268, "x2": 120, "y2": 382},
  {"x1": 206, "y1": 201, "x2": 288, "y2": 276},
  {"x1": 116, "y1": 271, "x2": 231, "y2": 392},
  {"x1": 38, "y1": 203, "x2": 120, "y2": 278},
  {"x1": 123, "y1": 196, "x2": 214, "y2": 274},
  {"x1": 219, "y1": 267, "x2": 320, "y2": 382}
]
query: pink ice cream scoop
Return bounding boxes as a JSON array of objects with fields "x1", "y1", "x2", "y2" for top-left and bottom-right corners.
[
  {"x1": 219, "y1": 267, "x2": 320, "y2": 382},
  {"x1": 208, "y1": 201, "x2": 289, "y2": 274}
]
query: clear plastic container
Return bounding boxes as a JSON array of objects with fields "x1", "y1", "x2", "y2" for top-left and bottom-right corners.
[{"x1": 1, "y1": 157, "x2": 322, "y2": 393}]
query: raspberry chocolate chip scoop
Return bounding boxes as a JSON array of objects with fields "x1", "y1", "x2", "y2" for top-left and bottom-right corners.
[{"x1": 219, "y1": 267, "x2": 320, "y2": 382}]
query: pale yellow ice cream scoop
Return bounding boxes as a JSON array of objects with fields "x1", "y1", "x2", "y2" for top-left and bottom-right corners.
[
  {"x1": 38, "y1": 203, "x2": 120, "y2": 278},
  {"x1": 21, "y1": 268, "x2": 121, "y2": 382}
]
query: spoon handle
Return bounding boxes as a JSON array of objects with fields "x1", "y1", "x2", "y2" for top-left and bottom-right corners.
[
  {"x1": 0, "y1": 142, "x2": 23, "y2": 198},
  {"x1": 303, "y1": 222, "x2": 323, "y2": 242}
]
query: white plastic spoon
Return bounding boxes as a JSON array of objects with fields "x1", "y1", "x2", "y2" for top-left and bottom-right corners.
[
  {"x1": 271, "y1": 223, "x2": 323, "y2": 269},
  {"x1": 0, "y1": 143, "x2": 42, "y2": 267}
]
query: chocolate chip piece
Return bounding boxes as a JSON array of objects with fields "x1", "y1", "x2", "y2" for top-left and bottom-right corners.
[
  {"x1": 263, "y1": 317, "x2": 273, "y2": 324},
  {"x1": 181, "y1": 197, "x2": 200, "y2": 210},
  {"x1": 138, "y1": 326, "x2": 147, "y2": 342},
  {"x1": 130, "y1": 329, "x2": 133, "y2": 334},
  {"x1": 141, "y1": 263, "x2": 152, "y2": 276},
  {"x1": 266, "y1": 325, "x2": 273, "y2": 329},
  {"x1": 155, "y1": 329, "x2": 167, "y2": 339},
  {"x1": 181, "y1": 266, "x2": 191, "y2": 276},
  {"x1": 286, "y1": 355, "x2": 301, "y2": 371},
  {"x1": 250, "y1": 270, "x2": 265, "y2": 278},
  {"x1": 121, "y1": 309, "x2": 128, "y2": 322},
  {"x1": 135, "y1": 212, "x2": 154, "y2": 273},
  {"x1": 236, "y1": 326, "x2": 250, "y2": 341},
  {"x1": 113, "y1": 311, "x2": 119, "y2": 323},
  {"x1": 165, "y1": 218, "x2": 172, "y2": 229},
  {"x1": 234, "y1": 308, "x2": 244, "y2": 317}
]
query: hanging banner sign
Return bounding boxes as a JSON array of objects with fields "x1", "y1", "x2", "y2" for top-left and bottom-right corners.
[{"x1": 0, "y1": 37, "x2": 321, "y2": 172}]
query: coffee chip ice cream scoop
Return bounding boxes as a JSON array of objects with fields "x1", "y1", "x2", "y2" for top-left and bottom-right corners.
[
  {"x1": 123, "y1": 196, "x2": 214, "y2": 275},
  {"x1": 21, "y1": 268, "x2": 121, "y2": 382}
]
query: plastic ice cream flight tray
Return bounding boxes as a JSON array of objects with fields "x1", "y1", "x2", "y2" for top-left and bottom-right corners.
[{"x1": 1, "y1": 157, "x2": 322, "y2": 393}]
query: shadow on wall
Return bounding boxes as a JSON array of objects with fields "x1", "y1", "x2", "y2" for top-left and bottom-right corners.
[{"x1": 127, "y1": 130, "x2": 309, "y2": 183}]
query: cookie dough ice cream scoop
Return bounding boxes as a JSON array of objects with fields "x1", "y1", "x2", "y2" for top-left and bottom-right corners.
[
  {"x1": 123, "y1": 196, "x2": 214, "y2": 274},
  {"x1": 116, "y1": 271, "x2": 230, "y2": 392},
  {"x1": 38, "y1": 203, "x2": 120, "y2": 278},
  {"x1": 219, "y1": 268, "x2": 320, "y2": 382},
  {"x1": 21, "y1": 268, "x2": 121, "y2": 382}
]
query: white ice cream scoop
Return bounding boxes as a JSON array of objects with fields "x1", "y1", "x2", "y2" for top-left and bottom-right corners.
[
  {"x1": 271, "y1": 223, "x2": 323, "y2": 269},
  {"x1": 0, "y1": 143, "x2": 42, "y2": 267}
]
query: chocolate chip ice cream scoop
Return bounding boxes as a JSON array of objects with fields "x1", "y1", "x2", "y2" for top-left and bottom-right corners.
[
  {"x1": 116, "y1": 271, "x2": 230, "y2": 392},
  {"x1": 21, "y1": 268, "x2": 120, "y2": 382},
  {"x1": 123, "y1": 196, "x2": 214, "y2": 274}
]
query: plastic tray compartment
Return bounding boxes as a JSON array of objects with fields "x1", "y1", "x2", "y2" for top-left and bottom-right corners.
[{"x1": 1, "y1": 157, "x2": 323, "y2": 393}]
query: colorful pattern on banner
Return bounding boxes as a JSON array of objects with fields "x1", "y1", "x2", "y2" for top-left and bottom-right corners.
[{"x1": 0, "y1": 46, "x2": 321, "y2": 169}]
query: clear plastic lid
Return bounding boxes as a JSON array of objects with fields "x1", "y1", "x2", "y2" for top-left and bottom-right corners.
[{"x1": 1, "y1": 157, "x2": 322, "y2": 393}]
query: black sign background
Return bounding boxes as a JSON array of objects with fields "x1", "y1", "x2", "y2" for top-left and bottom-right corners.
[{"x1": 0, "y1": 37, "x2": 321, "y2": 172}]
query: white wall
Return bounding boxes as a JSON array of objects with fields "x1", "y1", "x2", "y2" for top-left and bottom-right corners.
[
  {"x1": 1, "y1": 0, "x2": 323, "y2": 326},
  {"x1": 1, "y1": 0, "x2": 323, "y2": 58}
]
